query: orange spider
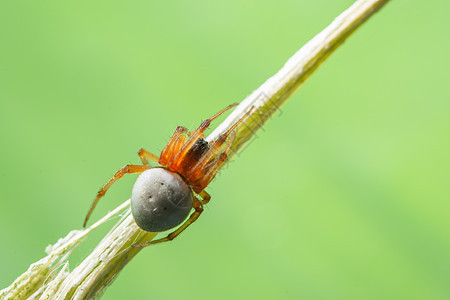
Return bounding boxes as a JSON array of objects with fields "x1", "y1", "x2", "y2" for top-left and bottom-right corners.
[{"x1": 83, "y1": 103, "x2": 251, "y2": 247}]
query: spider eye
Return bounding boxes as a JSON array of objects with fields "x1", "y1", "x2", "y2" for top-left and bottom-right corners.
[{"x1": 131, "y1": 168, "x2": 193, "y2": 232}]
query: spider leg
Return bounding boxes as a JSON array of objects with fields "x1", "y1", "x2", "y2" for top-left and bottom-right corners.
[
  {"x1": 169, "y1": 103, "x2": 237, "y2": 171},
  {"x1": 191, "y1": 131, "x2": 236, "y2": 193},
  {"x1": 198, "y1": 190, "x2": 211, "y2": 205},
  {"x1": 131, "y1": 196, "x2": 204, "y2": 247},
  {"x1": 192, "y1": 152, "x2": 227, "y2": 194},
  {"x1": 83, "y1": 164, "x2": 149, "y2": 227},
  {"x1": 138, "y1": 148, "x2": 160, "y2": 167},
  {"x1": 185, "y1": 107, "x2": 253, "y2": 182},
  {"x1": 159, "y1": 126, "x2": 190, "y2": 166}
]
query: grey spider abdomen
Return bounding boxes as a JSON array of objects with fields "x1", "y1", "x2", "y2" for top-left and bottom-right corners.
[{"x1": 131, "y1": 168, "x2": 193, "y2": 232}]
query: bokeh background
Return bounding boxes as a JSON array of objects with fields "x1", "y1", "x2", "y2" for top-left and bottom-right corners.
[{"x1": 1, "y1": 0, "x2": 449, "y2": 299}]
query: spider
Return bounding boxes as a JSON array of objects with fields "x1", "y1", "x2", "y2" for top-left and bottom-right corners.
[{"x1": 83, "y1": 103, "x2": 252, "y2": 247}]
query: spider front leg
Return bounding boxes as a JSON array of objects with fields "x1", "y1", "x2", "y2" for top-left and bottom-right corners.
[
  {"x1": 138, "y1": 148, "x2": 160, "y2": 167},
  {"x1": 83, "y1": 164, "x2": 149, "y2": 227},
  {"x1": 190, "y1": 131, "x2": 237, "y2": 193},
  {"x1": 185, "y1": 107, "x2": 251, "y2": 183},
  {"x1": 132, "y1": 194, "x2": 207, "y2": 247},
  {"x1": 169, "y1": 103, "x2": 237, "y2": 171}
]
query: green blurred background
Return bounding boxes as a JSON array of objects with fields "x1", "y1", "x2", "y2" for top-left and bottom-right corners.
[{"x1": 1, "y1": 0, "x2": 450, "y2": 299}]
